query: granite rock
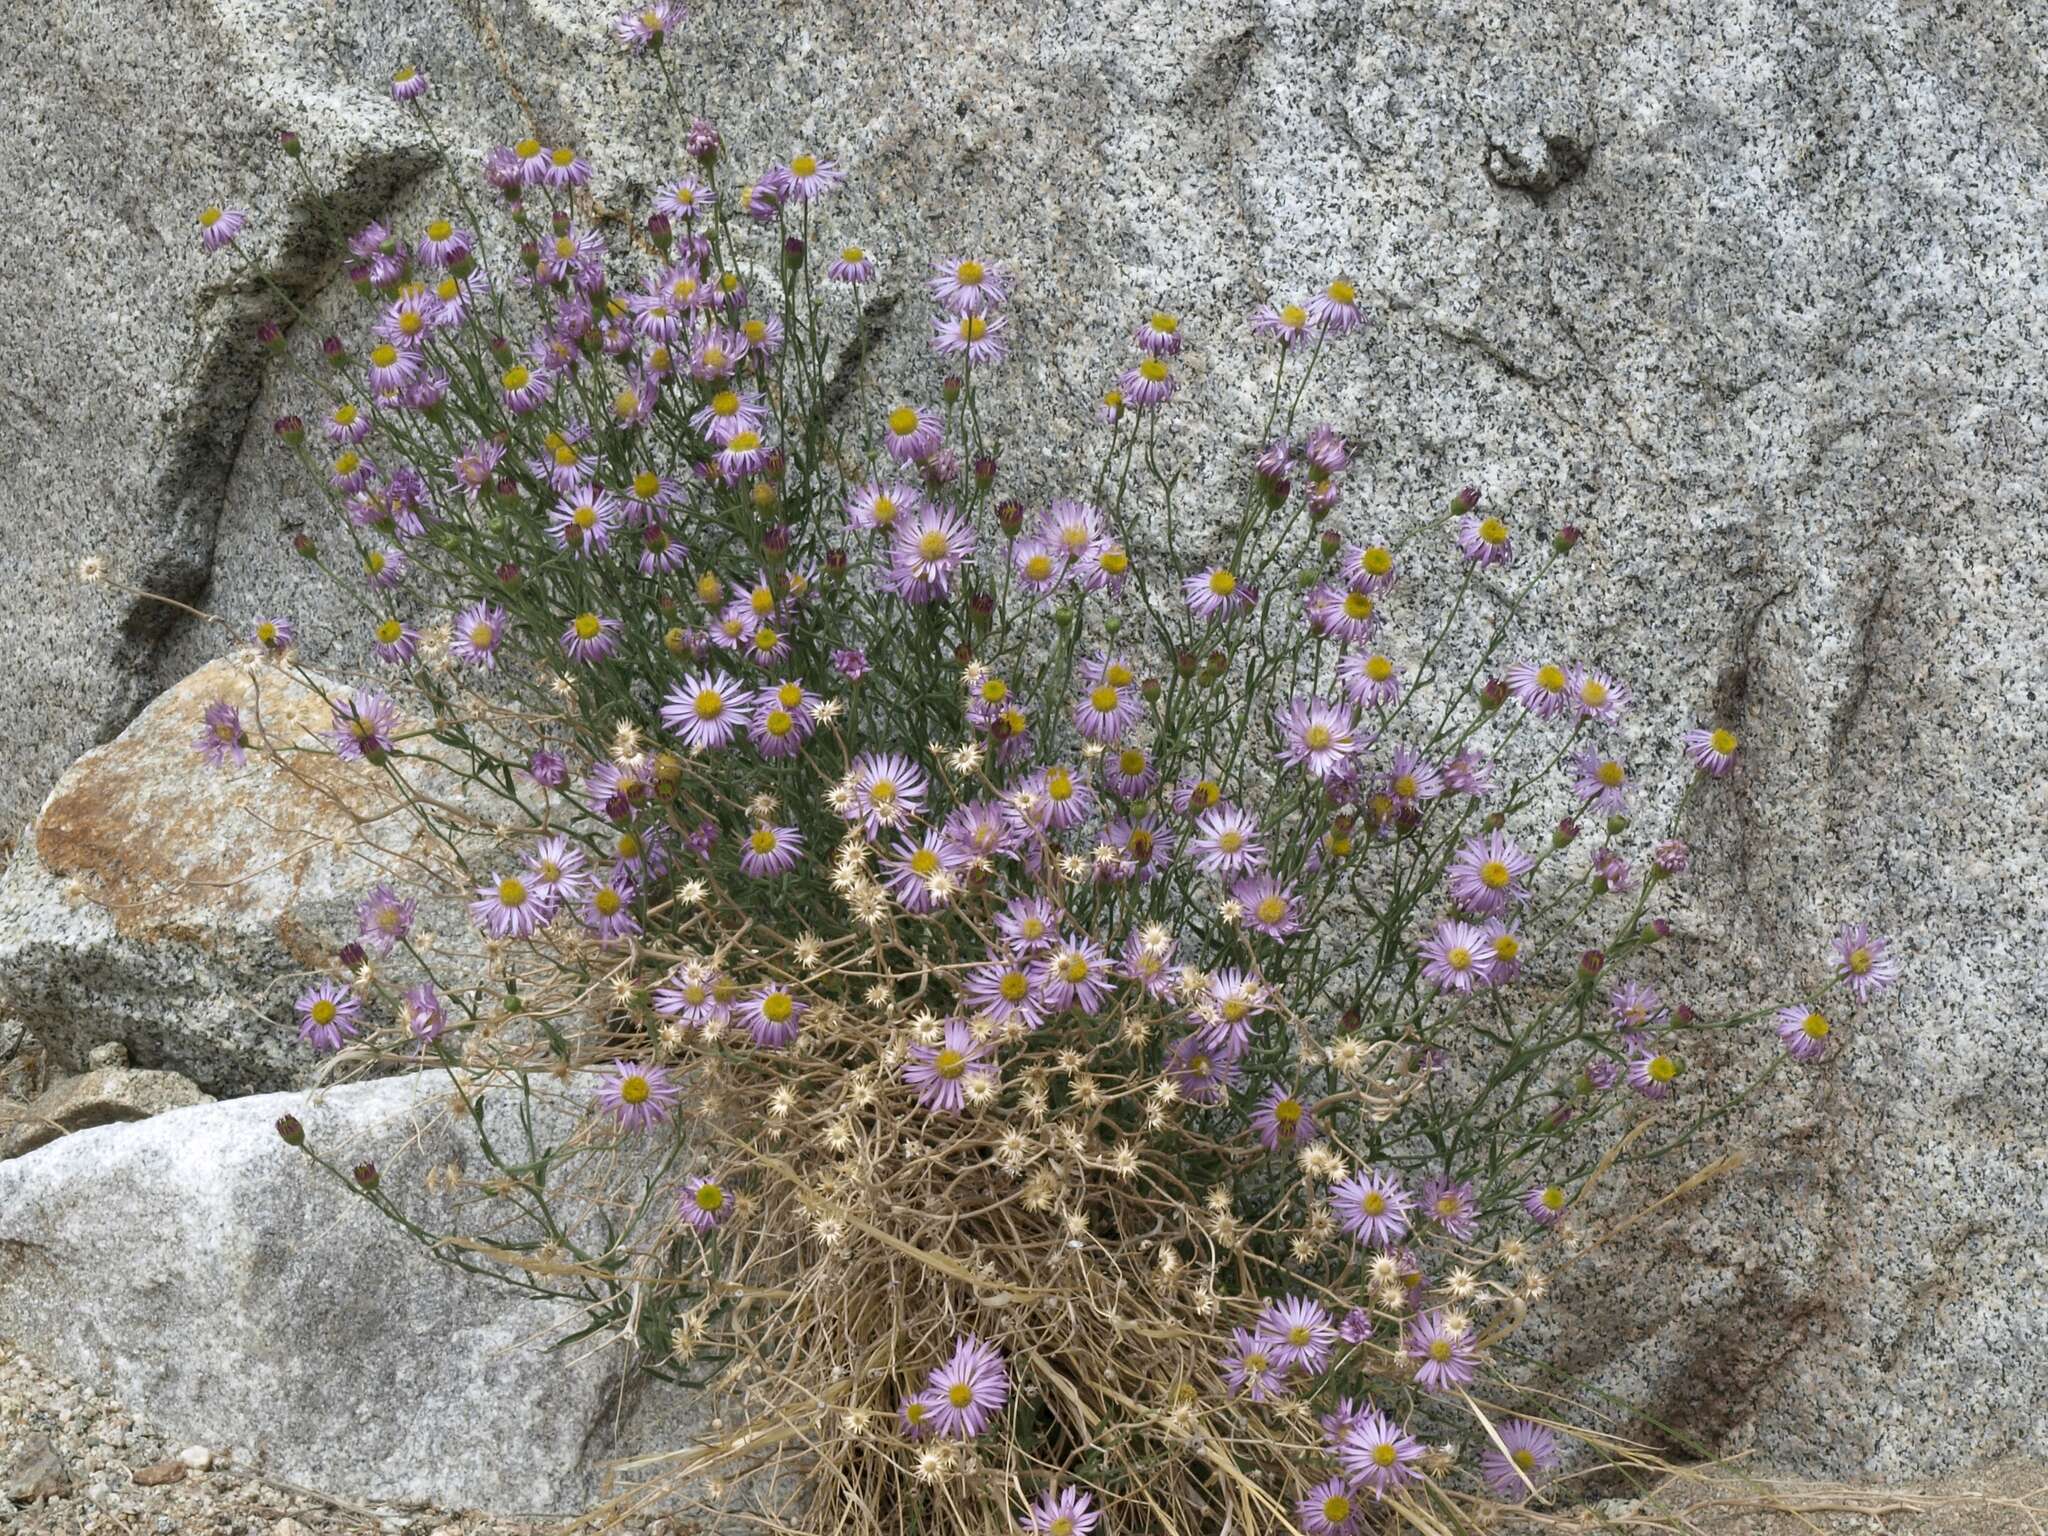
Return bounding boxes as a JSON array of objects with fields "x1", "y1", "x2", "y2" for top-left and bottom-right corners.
[
  {"x1": 6, "y1": 0, "x2": 2045, "y2": 1484},
  {"x1": 0, "y1": 1073, "x2": 711, "y2": 1514},
  {"x1": 0, "y1": 656, "x2": 481, "y2": 1097},
  {"x1": 0, "y1": 1066, "x2": 214, "y2": 1161}
]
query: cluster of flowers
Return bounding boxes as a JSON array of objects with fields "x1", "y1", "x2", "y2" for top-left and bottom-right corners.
[{"x1": 185, "y1": 14, "x2": 1901, "y2": 1533}]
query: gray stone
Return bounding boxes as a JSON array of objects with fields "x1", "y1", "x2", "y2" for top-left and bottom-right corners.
[
  {"x1": 4, "y1": 0, "x2": 2044, "y2": 1489},
  {"x1": 0, "y1": 1074, "x2": 713, "y2": 1514},
  {"x1": 2, "y1": 1434, "x2": 69, "y2": 1505},
  {"x1": 84, "y1": 1042, "x2": 131, "y2": 1071},
  {"x1": 0, "y1": 657, "x2": 480, "y2": 1097},
  {"x1": 0, "y1": 1067, "x2": 214, "y2": 1161}
]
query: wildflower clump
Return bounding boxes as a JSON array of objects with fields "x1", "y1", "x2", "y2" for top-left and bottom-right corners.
[{"x1": 178, "y1": 15, "x2": 1902, "y2": 1533}]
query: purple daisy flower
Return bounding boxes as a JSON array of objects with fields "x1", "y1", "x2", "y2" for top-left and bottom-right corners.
[
  {"x1": 1505, "y1": 659, "x2": 1573, "y2": 720},
  {"x1": 1193, "y1": 969, "x2": 1269, "y2": 1058},
  {"x1": 1033, "y1": 936, "x2": 1115, "y2": 1015},
  {"x1": 930, "y1": 257, "x2": 1008, "y2": 315},
  {"x1": 521, "y1": 837, "x2": 591, "y2": 910},
  {"x1": 1220, "y1": 1326, "x2": 1292, "y2": 1403},
  {"x1": 1234, "y1": 874, "x2": 1302, "y2": 941},
  {"x1": 1118, "y1": 356, "x2": 1176, "y2": 408},
  {"x1": 497, "y1": 361, "x2": 552, "y2": 414},
  {"x1": 1333, "y1": 1167, "x2": 1413, "y2": 1248},
  {"x1": 942, "y1": 797, "x2": 1023, "y2": 865},
  {"x1": 527, "y1": 749, "x2": 568, "y2": 788},
  {"x1": 1250, "y1": 1083, "x2": 1319, "y2": 1150},
  {"x1": 1010, "y1": 764, "x2": 1094, "y2": 835},
  {"x1": 904, "y1": 1018, "x2": 998, "y2": 1113},
  {"x1": 933, "y1": 310, "x2": 1011, "y2": 366},
  {"x1": 1444, "y1": 749, "x2": 1496, "y2": 799},
  {"x1": 883, "y1": 834, "x2": 962, "y2": 915},
  {"x1": 678, "y1": 1175, "x2": 731, "y2": 1234},
  {"x1": 1568, "y1": 665, "x2": 1627, "y2": 724},
  {"x1": 1297, "y1": 1478, "x2": 1362, "y2": 1536},
  {"x1": 1165, "y1": 1035, "x2": 1244, "y2": 1105},
  {"x1": 827, "y1": 244, "x2": 875, "y2": 284},
  {"x1": 328, "y1": 690, "x2": 400, "y2": 763},
  {"x1": 1609, "y1": 981, "x2": 1667, "y2": 1046},
  {"x1": 615, "y1": 2, "x2": 683, "y2": 50},
  {"x1": 1523, "y1": 1182, "x2": 1567, "y2": 1226},
  {"x1": 1481, "y1": 1418, "x2": 1560, "y2": 1499},
  {"x1": 371, "y1": 617, "x2": 418, "y2": 665},
  {"x1": 1339, "y1": 1409, "x2": 1426, "y2": 1500},
  {"x1": 389, "y1": 65, "x2": 429, "y2": 101},
  {"x1": 1120, "y1": 928, "x2": 1178, "y2": 1001},
  {"x1": 1591, "y1": 847, "x2": 1634, "y2": 894},
  {"x1": 1251, "y1": 297, "x2": 1312, "y2": 348},
  {"x1": 1021, "y1": 1485, "x2": 1100, "y2": 1536},
  {"x1": 998, "y1": 896, "x2": 1060, "y2": 954},
  {"x1": 355, "y1": 883, "x2": 415, "y2": 955},
  {"x1": 925, "y1": 1335, "x2": 1009, "y2": 1439},
  {"x1": 1833, "y1": 923, "x2": 1900, "y2": 1003},
  {"x1": 1190, "y1": 804, "x2": 1265, "y2": 876},
  {"x1": 842, "y1": 752, "x2": 928, "y2": 838},
  {"x1": 881, "y1": 402, "x2": 943, "y2": 464},
  {"x1": 963, "y1": 955, "x2": 1046, "y2": 1031},
  {"x1": 1184, "y1": 565, "x2": 1253, "y2": 620},
  {"x1": 251, "y1": 616, "x2": 295, "y2": 653},
  {"x1": 1419, "y1": 919, "x2": 1495, "y2": 993},
  {"x1": 561, "y1": 612, "x2": 621, "y2": 664},
  {"x1": 598, "y1": 1061, "x2": 680, "y2": 1132},
  {"x1": 470, "y1": 871, "x2": 551, "y2": 939},
  {"x1": 661, "y1": 671, "x2": 754, "y2": 752},
  {"x1": 743, "y1": 985, "x2": 806, "y2": 1049},
  {"x1": 1276, "y1": 695, "x2": 1360, "y2": 780},
  {"x1": 399, "y1": 982, "x2": 446, "y2": 1044},
  {"x1": 1257, "y1": 1294, "x2": 1336, "y2": 1374},
  {"x1": 1405, "y1": 1309, "x2": 1480, "y2": 1393},
  {"x1": 582, "y1": 868, "x2": 640, "y2": 944},
  {"x1": 294, "y1": 982, "x2": 363, "y2": 1053},
  {"x1": 1339, "y1": 649, "x2": 1402, "y2": 709},
  {"x1": 196, "y1": 204, "x2": 246, "y2": 252},
  {"x1": 1446, "y1": 831, "x2": 1534, "y2": 917},
  {"x1": 781, "y1": 150, "x2": 844, "y2": 201},
  {"x1": 1306, "y1": 275, "x2": 1362, "y2": 335},
  {"x1": 739, "y1": 822, "x2": 803, "y2": 879},
  {"x1": 1419, "y1": 1174, "x2": 1481, "y2": 1240},
  {"x1": 450, "y1": 602, "x2": 509, "y2": 669},
  {"x1": 194, "y1": 699, "x2": 248, "y2": 769},
  {"x1": 845, "y1": 480, "x2": 920, "y2": 533},
  {"x1": 360, "y1": 546, "x2": 406, "y2": 594},
  {"x1": 1572, "y1": 748, "x2": 1631, "y2": 814},
  {"x1": 1074, "y1": 678, "x2": 1140, "y2": 742},
  {"x1": 1133, "y1": 310, "x2": 1182, "y2": 355},
  {"x1": 1627, "y1": 1050, "x2": 1682, "y2": 1099},
  {"x1": 364, "y1": 341, "x2": 419, "y2": 397},
  {"x1": 1776, "y1": 1005, "x2": 1833, "y2": 1062},
  {"x1": 1652, "y1": 838, "x2": 1691, "y2": 876},
  {"x1": 1383, "y1": 744, "x2": 1444, "y2": 813},
  {"x1": 1104, "y1": 744, "x2": 1160, "y2": 800},
  {"x1": 1683, "y1": 725, "x2": 1740, "y2": 777},
  {"x1": 653, "y1": 966, "x2": 729, "y2": 1031},
  {"x1": 889, "y1": 506, "x2": 976, "y2": 602},
  {"x1": 1456, "y1": 510, "x2": 1514, "y2": 567}
]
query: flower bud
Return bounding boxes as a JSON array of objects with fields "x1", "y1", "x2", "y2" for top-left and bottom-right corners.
[
  {"x1": 687, "y1": 118, "x2": 722, "y2": 163},
  {"x1": 1605, "y1": 814, "x2": 1629, "y2": 837},
  {"x1": 1339, "y1": 1007, "x2": 1362, "y2": 1032},
  {"x1": 664, "y1": 626, "x2": 686, "y2": 656},
  {"x1": 825, "y1": 547, "x2": 848, "y2": 575},
  {"x1": 1479, "y1": 678, "x2": 1508, "y2": 711},
  {"x1": 495, "y1": 560, "x2": 522, "y2": 589},
  {"x1": 1140, "y1": 676, "x2": 1162, "y2": 702},
  {"x1": 1319, "y1": 527, "x2": 1342, "y2": 556},
  {"x1": 1451, "y1": 484, "x2": 1482, "y2": 514},
  {"x1": 352, "y1": 1161, "x2": 380, "y2": 1191},
  {"x1": 278, "y1": 129, "x2": 302, "y2": 158},
  {"x1": 495, "y1": 477, "x2": 521, "y2": 503},
  {"x1": 781, "y1": 234, "x2": 806, "y2": 271},
  {"x1": 968, "y1": 591, "x2": 995, "y2": 627},
  {"x1": 256, "y1": 320, "x2": 285, "y2": 353},
  {"x1": 1553, "y1": 524, "x2": 1583, "y2": 553},
  {"x1": 1102, "y1": 615, "x2": 1123, "y2": 639},
  {"x1": 1482, "y1": 811, "x2": 1506, "y2": 832},
  {"x1": 751, "y1": 481, "x2": 780, "y2": 515},
  {"x1": 760, "y1": 520, "x2": 790, "y2": 555},
  {"x1": 273, "y1": 415, "x2": 304, "y2": 445},
  {"x1": 1673, "y1": 1003, "x2": 1696, "y2": 1025},
  {"x1": 337, "y1": 942, "x2": 366, "y2": 971},
  {"x1": 1649, "y1": 917, "x2": 1672, "y2": 942},
  {"x1": 1577, "y1": 949, "x2": 1605, "y2": 980},
  {"x1": 274, "y1": 1114, "x2": 305, "y2": 1146},
  {"x1": 519, "y1": 239, "x2": 540, "y2": 270},
  {"x1": 321, "y1": 334, "x2": 347, "y2": 367},
  {"x1": 952, "y1": 642, "x2": 976, "y2": 666},
  {"x1": 941, "y1": 373, "x2": 963, "y2": 404},
  {"x1": 1553, "y1": 816, "x2": 1579, "y2": 848},
  {"x1": 647, "y1": 212, "x2": 672, "y2": 250},
  {"x1": 550, "y1": 208, "x2": 571, "y2": 237},
  {"x1": 1053, "y1": 605, "x2": 1076, "y2": 630},
  {"x1": 973, "y1": 454, "x2": 997, "y2": 489},
  {"x1": 995, "y1": 499, "x2": 1025, "y2": 537},
  {"x1": 292, "y1": 532, "x2": 318, "y2": 559},
  {"x1": 1176, "y1": 649, "x2": 1198, "y2": 679},
  {"x1": 348, "y1": 264, "x2": 373, "y2": 298},
  {"x1": 1544, "y1": 1101, "x2": 1575, "y2": 1131}
]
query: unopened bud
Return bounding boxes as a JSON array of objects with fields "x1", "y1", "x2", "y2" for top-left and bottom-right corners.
[
  {"x1": 1480, "y1": 678, "x2": 1508, "y2": 711},
  {"x1": 941, "y1": 373, "x2": 963, "y2": 404},
  {"x1": 337, "y1": 942, "x2": 366, "y2": 971},
  {"x1": 996, "y1": 499, "x2": 1025, "y2": 537},
  {"x1": 1553, "y1": 816, "x2": 1579, "y2": 848},
  {"x1": 1451, "y1": 484, "x2": 1482, "y2": 514},
  {"x1": 292, "y1": 532, "x2": 317, "y2": 559},
  {"x1": 1577, "y1": 949, "x2": 1605, "y2": 980},
  {"x1": 1553, "y1": 524, "x2": 1582, "y2": 553},
  {"x1": 278, "y1": 130, "x2": 302, "y2": 158},
  {"x1": 353, "y1": 1161, "x2": 380, "y2": 1190},
  {"x1": 1605, "y1": 814, "x2": 1629, "y2": 837},
  {"x1": 274, "y1": 415, "x2": 304, "y2": 445},
  {"x1": 274, "y1": 1114, "x2": 305, "y2": 1146},
  {"x1": 647, "y1": 211, "x2": 672, "y2": 249},
  {"x1": 495, "y1": 561, "x2": 522, "y2": 588}
]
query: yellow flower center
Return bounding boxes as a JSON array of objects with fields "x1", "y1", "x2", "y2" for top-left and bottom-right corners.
[
  {"x1": 375, "y1": 619, "x2": 402, "y2": 644},
  {"x1": 1429, "y1": 1339, "x2": 1453, "y2": 1362},
  {"x1": 742, "y1": 318, "x2": 767, "y2": 342},
  {"x1": 1343, "y1": 592, "x2": 1374, "y2": 621},
  {"x1": 762, "y1": 993, "x2": 794, "y2": 1024},
  {"x1": 1393, "y1": 774, "x2": 1417, "y2": 799},
  {"x1": 1596, "y1": 759, "x2": 1625, "y2": 787},
  {"x1": 910, "y1": 849, "x2": 940, "y2": 877},
  {"x1": 1062, "y1": 956, "x2": 1090, "y2": 983},
  {"x1": 594, "y1": 888, "x2": 621, "y2": 916},
  {"x1": 1323, "y1": 1494, "x2": 1353, "y2": 1524},
  {"x1": 514, "y1": 138, "x2": 541, "y2": 159},
  {"x1": 1117, "y1": 749, "x2": 1146, "y2": 776},
  {"x1": 1207, "y1": 569, "x2": 1237, "y2": 596},
  {"x1": 1362, "y1": 1191, "x2": 1386, "y2": 1215},
  {"x1": 1363, "y1": 545, "x2": 1393, "y2": 575},
  {"x1": 948, "y1": 1382, "x2": 973, "y2": 1408},
  {"x1": 1649, "y1": 1055, "x2": 1679, "y2": 1082},
  {"x1": 765, "y1": 709, "x2": 794, "y2": 737},
  {"x1": 727, "y1": 430, "x2": 761, "y2": 453},
  {"x1": 694, "y1": 1183, "x2": 725, "y2": 1212},
  {"x1": 956, "y1": 259, "x2": 984, "y2": 285},
  {"x1": 840, "y1": 246, "x2": 864, "y2": 262},
  {"x1": 310, "y1": 999, "x2": 336, "y2": 1025},
  {"x1": 918, "y1": 529, "x2": 950, "y2": 560},
  {"x1": 1217, "y1": 830, "x2": 1244, "y2": 854},
  {"x1": 1047, "y1": 769, "x2": 1074, "y2": 801},
  {"x1": 1712, "y1": 728, "x2": 1738, "y2": 755},
  {"x1": 370, "y1": 343, "x2": 398, "y2": 368},
  {"x1": 1089, "y1": 685, "x2": 1120, "y2": 713},
  {"x1": 999, "y1": 972, "x2": 1031, "y2": 1003},
  {"x1": 497, "y1": 877, "x2": 527, "y2": 907},
  {"x1": 1327, "y1": 278, "x2": 1357, "y2": 304},
  {"x1": 619, "y1": 1074, "x2": 650, "y2": 1104},
  {"x1": 1542, "y1": 1185, "x2": 1565, "y2": 1210},
  {"x1": 887, "y1": 406, "x2": 919, "y2": 436},
  {"x1": 791, "y1": 153, "x2": 818, "y2": 176},
  {"x1": 1373, "y1": 1443, "x2": 1397, "y2": 1468},
  {"x1": 1580, "y1": 677, "x2": 1609, "y2": 706},
  {"x1": 1493, "y1": 935, "x2": 1520, "y2": 962},
  {"x1": 1139, "y1": 358, "x2": 1169, "y2": 382},
  {"x1": 1150, "y1": 311, "x2": 1179, "y2": 334},
  {"x1": 551, "y1": 147, "x2": 575, "y2": 167},
  {"x1": 1280, "y1": 303, "x2": 1308, "y2": 329},
  {"x1": 617, "y1": 832, "x2": 642, "y2": 859},
  {"x1": 869, "y1": 778, "x2": 896, "y2": 803},
  {"x1": 198, "y1": 206, "x2": 223, "y2": 228},
  {"x1": 1023, "y1": 553, "x2": 1053, "y2": 580},
  {"x1": 364, "y1": 549, "x2": 385, "y2": 574},
  {"x1": 1256, "y1": 896, "x2": 1287, "y2": 925},
  {"x1": 1446, "y1": 945, "x2": 1472, "y2": 971},
  {"x1": 1479, "y1": 516, "x2": 1509, "y2": 546},
  {"x1": 961, "y1": 315, "x2": 988, "y2": 341},
  {"x1": 751, "y1": 626, "x2": 779, "y2": 653},
  {"x1": 1513, "y1": 1448, "x2": 1536, "y2": 1471},
  {"x1": 934, "y1": 1047, "x2": 966, "y2": 1081},
  {"x1": 436, "y1": 277, "x2": 459, "y2": 300},
  {"x1": 502, "y1": 365, "x2": 531, "y2": 390},
  {"x1": 1274, "y1": 1098, "x2": 1302, "y2": 1126},
  {"x1": 573, "y1": 613, "x2": 601, "y2": 640},
  {"x1": 1305, "y1": 724, "x2": 1333, "y2": 750},
  {"x1": 693, "y1": 688, "x2": 725, "y2": 720},
  {"x1": 1802, "y1": 1012, "x2": 1830, "y2": 1039},
  {"x1": 1480, "y1": 859, "x2": 1512, "y2": 890},
  {"x1": 1537, "y1": 664, "x2": 1566, "y2": 692}
]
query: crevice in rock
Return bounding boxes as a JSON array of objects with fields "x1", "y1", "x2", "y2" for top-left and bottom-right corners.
[{"x1": 1484, "y1": 133, "x2": 1593, "y2": 206}]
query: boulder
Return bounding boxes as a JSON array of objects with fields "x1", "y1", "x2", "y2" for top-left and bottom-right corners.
[
  {"x1": 0, "y1": 1067, "x2": 214, "y2": 1161},
  {"x1": 0, "y1": 656, "x2": 479, "y2": 1097},
  {"x1": 0, "y1": 1073, "x2": 712, "y2": 1515}
]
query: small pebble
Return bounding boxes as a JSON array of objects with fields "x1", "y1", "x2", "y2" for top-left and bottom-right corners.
[{"x1": 178, "y1": 1444, "x2": 213, "y2": 1471}]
